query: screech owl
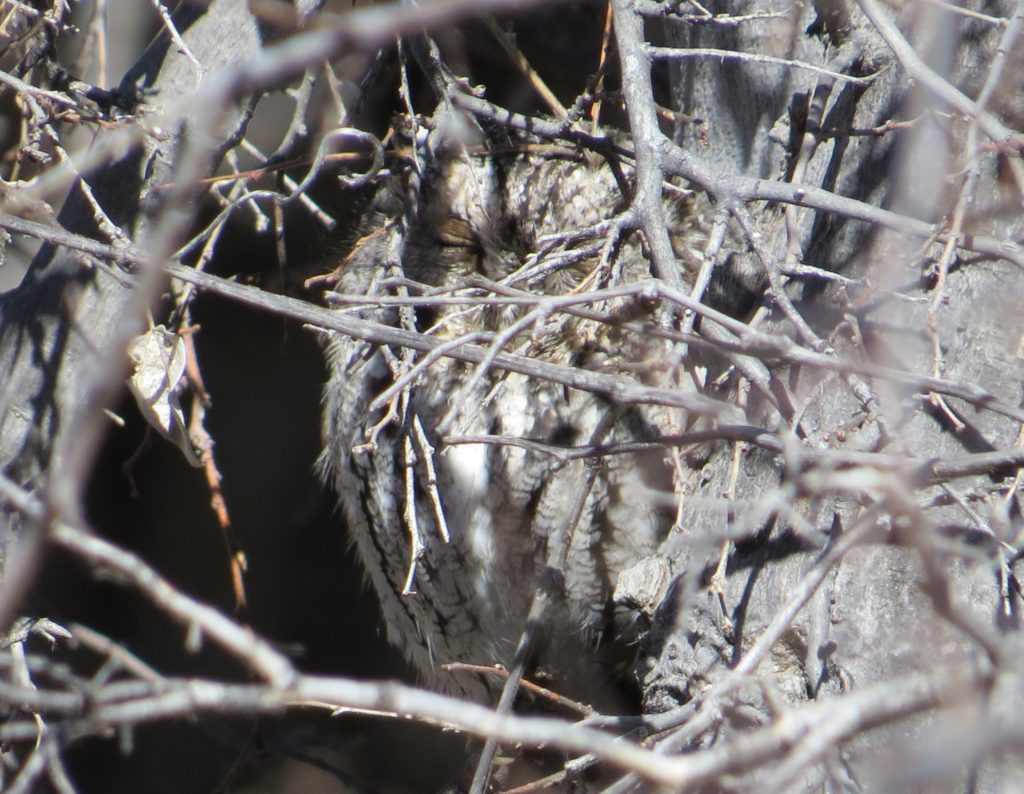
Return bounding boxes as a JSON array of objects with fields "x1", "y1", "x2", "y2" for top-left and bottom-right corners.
[{"x1": 320, "y1": 120, "x2": 708, "y2": 704}]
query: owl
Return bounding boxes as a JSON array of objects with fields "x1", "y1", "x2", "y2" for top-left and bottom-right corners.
[{"x1": 320, "y1": 119, "x2": 707, "y2": 705}]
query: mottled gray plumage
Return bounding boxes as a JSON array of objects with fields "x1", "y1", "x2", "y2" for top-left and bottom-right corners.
[{"x1": 321, "y1": 127, "x2": 704, "y2": 702}]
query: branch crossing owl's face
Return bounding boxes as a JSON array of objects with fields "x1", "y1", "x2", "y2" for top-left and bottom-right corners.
[{"x1": 397, "y1": 144, "x2": 701, "y2": 367}]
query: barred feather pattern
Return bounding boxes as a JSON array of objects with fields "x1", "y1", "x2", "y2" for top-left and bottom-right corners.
[{"x1": 321, "y1": 140, "x2": 705, "y2": 702}]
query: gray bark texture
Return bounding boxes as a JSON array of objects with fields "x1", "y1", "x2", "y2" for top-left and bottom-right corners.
[{"x1": 0, "y1": 0, "x2": 1022, "y2": 792}]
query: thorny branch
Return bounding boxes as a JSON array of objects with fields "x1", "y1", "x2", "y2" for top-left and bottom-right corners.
[
  {"x1": 1, "y1": 209, "x2": 1020, "y2": 428},
  {"x1": 0, "y1": 471, "x2": 1010, "y2": 791}
]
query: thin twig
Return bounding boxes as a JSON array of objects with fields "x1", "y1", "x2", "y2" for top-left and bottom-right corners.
[{"x1": 646, "y1": 45, "x2": 875, "y2": 85}]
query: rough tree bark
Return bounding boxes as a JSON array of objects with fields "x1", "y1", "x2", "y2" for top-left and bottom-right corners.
[
  {"x1": 0, "y1": 0, "x2": 1021, "y2": 792},
  {"x1": 632, "y1": 1, "x2": 1024, "y2": 789}
]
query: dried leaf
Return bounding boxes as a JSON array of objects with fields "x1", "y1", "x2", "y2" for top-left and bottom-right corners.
[{"x1": 127, "y1": 325, "x2": 200, "y2": 467}]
